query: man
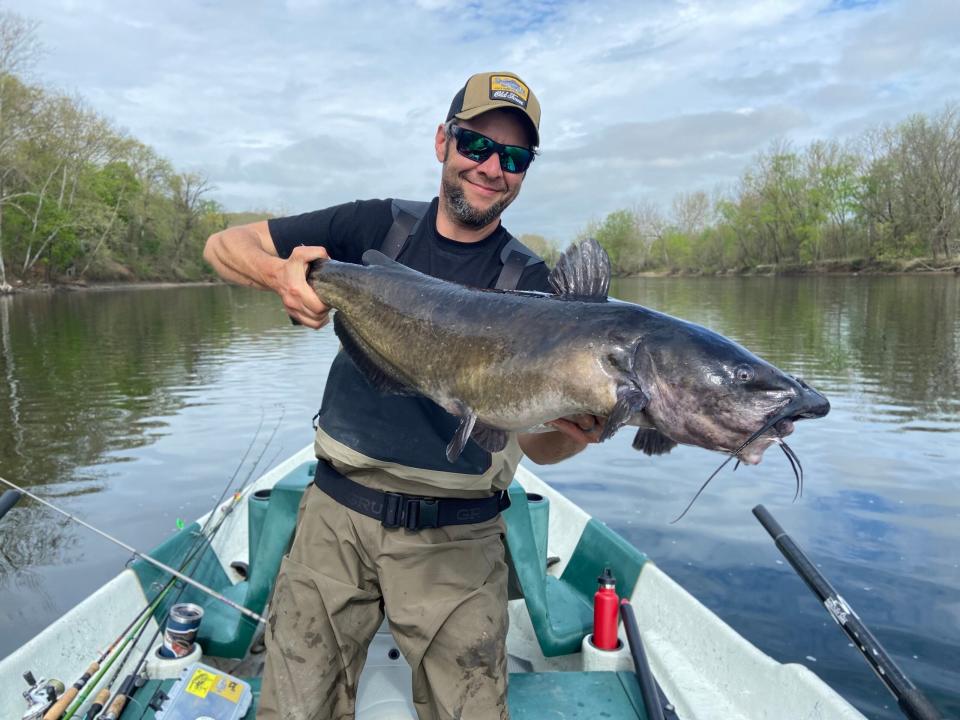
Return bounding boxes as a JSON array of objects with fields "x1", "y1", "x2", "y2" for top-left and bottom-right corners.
[{"x1": 204, "y1": 72, "x2": 603, "y2": 720}]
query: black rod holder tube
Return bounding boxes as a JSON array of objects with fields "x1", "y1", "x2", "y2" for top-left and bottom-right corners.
[
  {"x1": 620, "y1": 599, "x2": 666, "y2": 720},
  {"x1": 752, "y1": 504, "x2": 941, "y2": 720},
  {"x1": 0, "y1": 489, "x2": 22, "y2": 521}
]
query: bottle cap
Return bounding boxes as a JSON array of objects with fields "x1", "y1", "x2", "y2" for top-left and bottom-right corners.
[{"x1": 597, "y1": 567, "x2": 616, "y2": 588}]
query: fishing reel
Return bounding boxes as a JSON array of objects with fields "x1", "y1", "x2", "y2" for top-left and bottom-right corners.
[{"x1": 21, "y1": 670, "x2": 65, "y2": 720}]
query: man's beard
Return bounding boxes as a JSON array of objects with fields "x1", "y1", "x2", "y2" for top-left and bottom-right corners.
[{"x1": 440, "y1": 161, "x2": 516, "y2": 230}]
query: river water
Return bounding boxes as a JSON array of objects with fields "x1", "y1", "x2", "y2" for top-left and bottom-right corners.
[{"x1": 0, "y1": 276, "x2": 957, "y2": 718}]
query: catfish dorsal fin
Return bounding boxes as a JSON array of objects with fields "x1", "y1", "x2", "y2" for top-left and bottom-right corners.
[
  {"x1": 548, "y1": 238, "x2": 610, "y2": 300},
  {"x1": 362, "y1": 249, "x2": 406, "y2": 269}
]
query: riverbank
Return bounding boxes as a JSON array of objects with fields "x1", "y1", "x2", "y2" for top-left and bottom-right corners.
[
  {"x1": 1, "y1": 278, "x2": 218, "y2": 295},
  {"x1": 3, "y1": 256, "x2": 958, "y2": 294},
  {"x1": 629, "y1": 256, "x2": 960, "y2": 278}
]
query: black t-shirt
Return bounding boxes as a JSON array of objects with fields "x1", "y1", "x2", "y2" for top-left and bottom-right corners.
[
  {"x1": 268, "y1": 197, "x2": 552, "y2": 292},
  {"x1": 267, "y1": 197, "x2": 552, "y2": 478}
]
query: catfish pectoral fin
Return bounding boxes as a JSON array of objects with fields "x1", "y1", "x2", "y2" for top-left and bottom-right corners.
[
  {"x1": 446, "y1": 410, "x2": 479, "y2": 463},
  {"x1": 600, "y1": 388, "x2": 649, "y2": 442},
  {"x1": 632, "y1": 428, "x2": 678, "y2": 456},
  {"x1": 471, "y1": 424, "x2": 509, "y2": 453}
]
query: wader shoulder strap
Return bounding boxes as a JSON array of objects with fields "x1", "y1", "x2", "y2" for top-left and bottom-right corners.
[
  {"x1": 383, "y1": 199, "x2": 543, "y2": 291},
  {"x1": 495, "y1": 236, "x2": 544, "y2": 290},
  {"x1": 382, "y1": 199, "x2": 431, "y2": 260}
]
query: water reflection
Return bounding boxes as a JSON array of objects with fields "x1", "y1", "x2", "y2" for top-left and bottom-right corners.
[
  {"x1": 0, "y1": 277, "x2": 957, "y2": 718},
  {"x1": 617, "y1": 275, "x2": 960, "y2": 404}
]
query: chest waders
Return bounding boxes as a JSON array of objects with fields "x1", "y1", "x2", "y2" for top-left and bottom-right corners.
[{"x1": 313, "y1": 199, "x2": 544, "y2": 528}]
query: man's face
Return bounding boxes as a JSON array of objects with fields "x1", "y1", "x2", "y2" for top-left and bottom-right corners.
[{"x1": 435, "y1": 109, "x2": 533, "y2": 230}]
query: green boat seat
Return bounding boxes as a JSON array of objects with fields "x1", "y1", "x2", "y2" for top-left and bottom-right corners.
[
  {"x1": 509, "y1": 671, "x2": 649, "y2": 719},
  {"x1": 502, "y1": 481, "x2": 647, "y2": 657},
  {"x1": 126, "y1": 672, "x2": 649, "y2": 719},
  {"x1": 131, "y1": 461, "x2": 315, "y2": 658}
]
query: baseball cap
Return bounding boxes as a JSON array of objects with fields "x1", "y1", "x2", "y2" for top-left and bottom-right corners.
[{"x1": 446, "y1": 72, "x2": 541, "y2": 147}]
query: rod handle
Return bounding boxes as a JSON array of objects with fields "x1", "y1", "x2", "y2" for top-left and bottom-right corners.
[
  {"x1": 101, "y1": 693, "x2": 128, "y2": 720},
  {"x1": 899, "y1": 688, "x2": 942, "y2": 720},
  {"x1": 83, "y1": 688, "x2": 111, "y2": 720},
  {"x1": 752, "y1": 504, "x2": 785, "y2": 540},
  {"x1": 42, "y1": 685, "x2": 78, "y2": 720}
]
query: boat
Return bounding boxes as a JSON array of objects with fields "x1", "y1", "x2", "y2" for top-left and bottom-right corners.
[{"x1": 2, "y1": 444, "x2": 868, "y2": 720}]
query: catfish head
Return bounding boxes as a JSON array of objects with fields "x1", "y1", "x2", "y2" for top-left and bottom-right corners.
[{"x1": 629, "y1": 315, "x2": 830, "y2": 465}]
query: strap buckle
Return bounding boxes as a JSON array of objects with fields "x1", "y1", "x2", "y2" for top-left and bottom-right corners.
[{"x1": 380, "y1": 492, "x2": 440, "y2": 530}]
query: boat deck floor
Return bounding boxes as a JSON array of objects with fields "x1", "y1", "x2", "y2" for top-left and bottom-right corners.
[{"x1": 126, "y1": 670, "x2": 650, "y2": 719}]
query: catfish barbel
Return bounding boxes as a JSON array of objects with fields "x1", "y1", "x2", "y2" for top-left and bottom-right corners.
[{"x1": 307, "y1": 239, "x2": 829, "y2": 511}]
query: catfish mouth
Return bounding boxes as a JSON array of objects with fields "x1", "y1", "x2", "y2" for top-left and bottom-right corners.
[
  {"x1": 734, "y1": 418, "x2": 796, "y2": 465},
  {"x1": 672, "y1": 382, "x2": 829, "y2": 523}
]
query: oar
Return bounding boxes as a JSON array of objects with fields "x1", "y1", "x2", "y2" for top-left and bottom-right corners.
[
  {"x1": 0, "y1": 475, "x2": 265, "y2": 626},
  {"x1": 619, "y1": 599, "x2": 667, "y2": 720},
  {"x1": 753, "y1": 505, "x2": 942, "y2": 720}
]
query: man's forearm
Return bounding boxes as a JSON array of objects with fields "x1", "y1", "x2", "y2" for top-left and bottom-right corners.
[
  {"x1": 518, "y1": 430, "x2": 588, "y2": 465},
  {"x1": 204, "y1": 225, "x2": 282, "y2": 291}
]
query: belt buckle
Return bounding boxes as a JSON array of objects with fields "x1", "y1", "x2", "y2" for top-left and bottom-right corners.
[
  {"x1": 409, "y1": 499, "x2": 439, "y2": 530},
  {"x1": 381, "y1": 492, "x2": 404, "y2": 529},
  {"x1": 380, "y1": 492, "x2": 440, "y2": 531}
]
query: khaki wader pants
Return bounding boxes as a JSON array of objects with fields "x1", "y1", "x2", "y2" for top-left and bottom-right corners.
[{"x1": 257, "y1": 482, "x2": 510, "y2": 720}]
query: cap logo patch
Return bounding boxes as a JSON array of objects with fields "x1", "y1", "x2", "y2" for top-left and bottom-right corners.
[{"x1": 489, "y1": 75, "x2": 528, "y2": 109}]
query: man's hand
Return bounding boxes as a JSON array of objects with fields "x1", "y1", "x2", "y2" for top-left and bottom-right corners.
[
  {"x1": 546, "y1": 414, "x2": 606, "y2": 445},
  {"x1": 519, "y1": 414, "x2": 607, "y2": 465},
  {"x1": 276, "y1": 246, "x2": 332, "y2": 329},
  {"x1": 204, "y1": 221, "x2": 332, "y2": 330}
]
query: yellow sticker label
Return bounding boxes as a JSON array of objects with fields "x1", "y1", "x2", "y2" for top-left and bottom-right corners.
[
  {"x1": 185, "y1": 668, "x2": 218, "y2": 698},
  {"x1": 489, "y1": 75, "x2": 529, "y2": 107},
  {"x1": 214, "y1": 677, "x2": 244, "y2": 703}
]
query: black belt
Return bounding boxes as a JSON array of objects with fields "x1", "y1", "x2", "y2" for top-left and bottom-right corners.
[{"x1": 313, "y1": 460, "x2": 511, "y2": 531}]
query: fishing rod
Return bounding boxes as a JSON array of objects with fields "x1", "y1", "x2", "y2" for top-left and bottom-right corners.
[
  {"x1": 752, "y1": 505, "x2": 942, "y2": 720},
  {"x1": 0, "y1": 475, "x2": 265, "y2": 626},
  {"x1": 59, "y1": 414, "x2": 285, "y2": 719},
  {"x1": 79, "y1": 626, "x2": 149, "y2": 720},
  {"x1": 62, "y1": 482, "x2": 260, "y2": 720},
  {"x1": 41, "y1": 590, "x2": 163, "y2": 720},
  {"x1": 10, "y1": 411, "x2": 285, "y2": 718},
  {"x1": 56, "y1": 591, "x2": 160, "y2": 720}
]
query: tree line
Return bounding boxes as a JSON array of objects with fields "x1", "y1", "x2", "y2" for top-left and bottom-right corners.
[
  {"x1": 0, "y1": 11, "x2": 239, "y2": 292},
  {"x1": 564, "y1": 103, "x2": 960, "y2": 275},
  {"x1": 4, "y1": 8, "x2": 957, "y2": 289}
]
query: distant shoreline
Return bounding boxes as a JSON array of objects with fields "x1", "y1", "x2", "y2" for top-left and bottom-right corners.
[
  {"x1": 623, "y1": 256, "x2": 960, "y2": 278},
  {"x1": 2, "y1": 279, "x2": 219, "y2": 295},
  {"x1": 3, "y1": 256, "x2": 958, "y2": 295}
]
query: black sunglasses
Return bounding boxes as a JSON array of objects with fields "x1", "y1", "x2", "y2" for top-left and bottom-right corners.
[{"x1": 449, "y1": 125, "x2": 536, "y2": 174}]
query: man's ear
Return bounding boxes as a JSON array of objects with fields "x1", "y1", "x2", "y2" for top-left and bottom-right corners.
[{"x1": 435, "y1": 124, "x2": 447, "y2": 163}]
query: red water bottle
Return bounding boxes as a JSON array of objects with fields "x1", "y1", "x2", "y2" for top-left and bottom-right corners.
[{"x1": 593, "y1": 568, "x2": 619, "y2": 649}]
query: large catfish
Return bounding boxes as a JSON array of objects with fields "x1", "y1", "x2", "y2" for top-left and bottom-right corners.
[{"x1": 307, "y1": 239, "x2": 829, "y2": 487}]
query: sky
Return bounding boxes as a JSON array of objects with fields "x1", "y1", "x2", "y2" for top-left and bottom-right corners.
[{"x1": 6, "y1": 0, "x2": 959, "y2": 243}]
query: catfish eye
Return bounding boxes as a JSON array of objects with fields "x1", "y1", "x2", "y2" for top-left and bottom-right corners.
[{"x1": 734, "y1": 365, "x2": 755, "y2": 383}]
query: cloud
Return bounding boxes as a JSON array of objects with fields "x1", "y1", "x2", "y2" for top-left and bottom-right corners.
[{"x1": 6, "y1": 0, "x2": 959, "y2": 241}]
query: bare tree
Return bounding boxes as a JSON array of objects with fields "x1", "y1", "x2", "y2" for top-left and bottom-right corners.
[
  {"x1": 169, "y1": 172, "x2": 212, "y2": 265},
  {"x1": 0, "y1": 10, "x2": 41, "y2": 291}
]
